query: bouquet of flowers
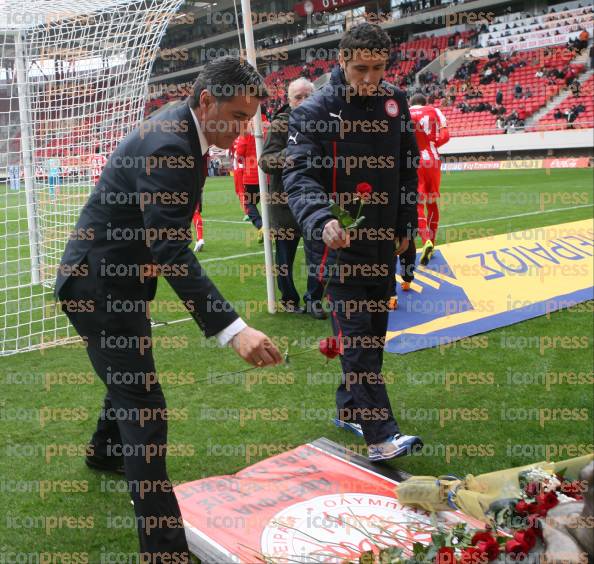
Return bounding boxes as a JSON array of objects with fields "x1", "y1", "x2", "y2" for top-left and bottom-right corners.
[
  {"x1": 254, "y1": 458, "x2": 590, "y2": 564},
  {"x1": 396, "y1": 455, "x2": 591, "y2": 525}
]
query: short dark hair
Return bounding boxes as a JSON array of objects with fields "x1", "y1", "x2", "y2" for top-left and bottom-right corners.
[
  {"x1": 188, "y1": 56, "x2": 268, "y2": 108},
  {"x1": 338, "y1": 23, "x2": 392, "y2": 61},
  {"x1": 410, "y1": 93, "x2": 427, "y2": 106}
]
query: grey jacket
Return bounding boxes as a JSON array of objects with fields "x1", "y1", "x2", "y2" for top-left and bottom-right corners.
[{"x1": 258, "y1": 104, "x2": 300, "y2": 233}]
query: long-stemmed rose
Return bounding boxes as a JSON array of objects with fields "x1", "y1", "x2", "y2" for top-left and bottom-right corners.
[
  {"x1": 319, "y1": 336, "x2": 341, "y2": 360},
  {"x1": 470, "y1": 531, "x2": 500, "y2": 561},
  {"x1": 320, "y1": 182, "x2": 371, "y2": 302}
]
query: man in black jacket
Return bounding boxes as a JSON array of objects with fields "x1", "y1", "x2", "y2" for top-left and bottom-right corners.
[
  {"x1": 55, "y1": 57, "x2": 282, "y2": 560},
  {"x1": 283, "y1": 23, "x2": 423, "y2": 462},
  {"x1": 259, "y1": 77, "x2": 326, "y2": 319}
]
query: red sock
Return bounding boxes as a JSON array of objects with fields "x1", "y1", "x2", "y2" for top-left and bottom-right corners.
[
  {"x1": 193, "y1": 207, "x2": 203, "y2": 241},
  {"x1": 426, "y1": 202, "x2": 439, "y2": 244},
  {"x1": 234, "y1": 174, "x2": 247, "y2": 213},
  {"x1": 417, "y1": 203, "x2": 431, "y2": 244}
]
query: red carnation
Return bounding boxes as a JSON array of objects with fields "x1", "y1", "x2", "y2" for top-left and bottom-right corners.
[
  {"x1": 435, "y1": 546, "x2": 457, "y2": 564},
  {"x1": 505, "y1": 539, "x2": 530, "y2": 560},
  {"x1": 514, "y1": 529, "x2": 537, "y2": 551},
  {"x1": 355, "y1": 182, "x2": 372, "y2": 200},
  {"x1": 319, "y1": 337, "x2": 341, "y2": 359},
  {"x1": 460, "y1": 547, "x2": 488, "y2": 564}
]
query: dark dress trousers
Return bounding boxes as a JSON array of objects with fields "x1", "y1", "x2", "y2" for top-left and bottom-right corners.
[{"x1": 55, "y1": 100, "x2": 239, "y2": 560}]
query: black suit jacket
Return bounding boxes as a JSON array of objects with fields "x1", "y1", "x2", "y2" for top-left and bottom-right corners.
[{"x1": 55, "y1": 100, "x2": 238, "y2": 337}]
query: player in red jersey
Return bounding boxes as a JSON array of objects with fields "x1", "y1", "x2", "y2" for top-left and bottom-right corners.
[
  {"x1": 230, "y1": 136, "x2": 249, "y2": 220},
  {"x1": 409, "y1": 93, "x2": 450, "y2": 267},
  {"x1": 192, "y1": 203, "x2": 204, "y2": 252},
  {"x1": 90, "y1": 146, "x2": 107, "y2": 185}
]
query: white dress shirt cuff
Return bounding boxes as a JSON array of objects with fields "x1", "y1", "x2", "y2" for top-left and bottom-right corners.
[{"x1": 216, "y1": 317, "x2": 247, "y2": 346}]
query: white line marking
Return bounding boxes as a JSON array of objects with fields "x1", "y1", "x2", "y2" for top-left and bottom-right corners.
[
  {"x1": 154, "y1": 204, "x2": 592, "y2": 328},
  {"x1": 441, "y1": 204, "x2": 593, "y2": 228},
  {"x1": 201, "y1": 204, "x2": 593, "y2": 263},
  {"x1": 199, "y1": 249, "x2": 286, "y2": 263},
  {"x1": 203, "y1": 219, "x2": 246, "y2": 224}
]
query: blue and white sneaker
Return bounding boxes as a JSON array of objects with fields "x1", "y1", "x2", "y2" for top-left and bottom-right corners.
[
  {"x1": 368, "y1": 433, "x2": 424, "y2": 462},
  {"x1": 333, "y1": 418, "x2": 364, "y2": 438}
]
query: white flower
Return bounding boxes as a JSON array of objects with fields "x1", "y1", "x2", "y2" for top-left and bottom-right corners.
[
  {"x1": 557, "y1": 493, "x2": 577, "y2": 504},
  {"x1": 525, "y1": 467, "x2": 553, "y2": 482},
  {"x1": 542, "y1": 477, "x2": 561, "y2": 492}
]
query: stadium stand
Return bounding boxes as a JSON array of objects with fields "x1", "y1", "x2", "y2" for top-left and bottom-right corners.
[
  {"x1": 481, "y1": 1, "x2": 593, "y2": 50},
  {"x1": 533, "y1": 72, "x2": 594, "y2": 129},
  {"x1": 145, "y1": 1, "x2": 593, "y2": 138},
  {"x1": 434, "y1": 45, "x2": 587, "y2": 136}
]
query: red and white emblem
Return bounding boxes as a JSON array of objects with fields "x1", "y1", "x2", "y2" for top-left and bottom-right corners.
[{"x1": 385, "y1": 99, "x2": 399, "y2": 117}]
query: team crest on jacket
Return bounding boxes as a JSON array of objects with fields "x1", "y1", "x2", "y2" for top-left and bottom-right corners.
[{"x1": 385, "y1": 99, "x2": 399, "y2": 117}]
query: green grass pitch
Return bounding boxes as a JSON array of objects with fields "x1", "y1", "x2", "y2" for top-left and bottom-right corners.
[{"x1": 0, "y1": 168, "x2": 592, "y2": 557}]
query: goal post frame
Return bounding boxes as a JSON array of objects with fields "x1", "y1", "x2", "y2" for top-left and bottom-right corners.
[
  {"x1": 14, "y1": 29, "x2": 42, "y2": 285},
  {"x1": 0, "y1": 0, "x2": 186, "y2": 356}
]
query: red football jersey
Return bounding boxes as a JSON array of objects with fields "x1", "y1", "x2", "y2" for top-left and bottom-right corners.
[
  {"x1": 230, "y1": 137, "x2": 241, "y2": 171},
  {"x1": 90, "y1": 154, "x2": 107, "y2": 182},
  {"x1": 409, "y1": 105, "x2": 450, "y2": 163}
]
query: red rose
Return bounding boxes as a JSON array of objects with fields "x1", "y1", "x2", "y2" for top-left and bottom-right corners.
[
  {"x1": 561, "y1": 480, "x2": 585, "y2": 497},
  {"x1": 355, "y1": 182, "x2": 372, "y2": 200},
  {"x1": 525, "y1": 516, "x2": 543, "y2": 538},
  {"x1": 536, "y1": 491, "x2": 559, "y2": 511},
  {"x1": 514, "y1": 529, "x2": 537, "y2": 550},
  {"x1": 460, "y1": 547, "x2": 488, "y2": 564},
  {"x1": 515, "y1": 500, "x2": 538, "y2": 515},
  {"x1": 319, "y1": 337, "x2": 340, "y2": 359},
  {"x1": 471, "y1": 532, "x2": 497, "y2": 545},
  {"x1": 505, "y1": 539, "x2": 530, "y2": 559},
  {"x1": 435, "y1": 546, "x2": 457, "y2": 564},
  {"x1": 475, "y1": 540, "x2": 500, "y2": 561}
]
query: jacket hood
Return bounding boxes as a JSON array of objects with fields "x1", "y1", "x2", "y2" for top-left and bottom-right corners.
[{"x1": 329, "y1": 65, "x2": 349, "y2": 98}]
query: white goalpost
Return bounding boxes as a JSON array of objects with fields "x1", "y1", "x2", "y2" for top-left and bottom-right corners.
[{"x1": 0, "y1": 0, "x2": 184, "y2": 355}]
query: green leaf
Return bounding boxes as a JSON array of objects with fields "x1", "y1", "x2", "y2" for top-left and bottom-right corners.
[
  {"x1": 431, "y1": 532, "x2": 447, "y2": 547},
  {"x1": 380, "y1": 547, "x2": 404, "y2": 564},
  {"x1": 425, "y1": 546, "x2": 439, "y2": 562},
  {"x1": 359, "y1": 550, "x2": 375, "y2": 564},
  {"x1": 348, "y1": 215, "x2": 366, "y2": 229},
  {"x1": 413, "y1": 542, "x2": 430, "y2": 559},
  {"x1": 328, "y1": 201, "x2": 355, "y2": 228}
]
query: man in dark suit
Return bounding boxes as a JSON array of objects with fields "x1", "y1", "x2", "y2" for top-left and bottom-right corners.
[{"x1": 55, "y1": 57, "x2": 281, "y2": 561}]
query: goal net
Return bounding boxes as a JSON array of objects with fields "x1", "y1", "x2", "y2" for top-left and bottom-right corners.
[{"x1": 0, "y1": 0, "x2": 184, "y2": 355}]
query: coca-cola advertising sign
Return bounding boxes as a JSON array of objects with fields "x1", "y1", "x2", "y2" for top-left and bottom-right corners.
[{"x1": 294, "y1": 0, "x2": 365, "y2": 17}]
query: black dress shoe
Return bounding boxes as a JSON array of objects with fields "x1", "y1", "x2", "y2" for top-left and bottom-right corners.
[
  {"x1": 85, "y1": 454, "x2": 125, "y2": 475},
  {"x1": 279, "y1": 300, "x2": 304, "y2": 314}
]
